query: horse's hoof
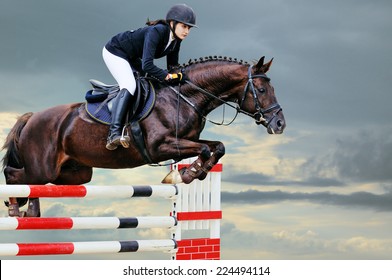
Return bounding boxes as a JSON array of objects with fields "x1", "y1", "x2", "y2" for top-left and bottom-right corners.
[
  {"x1": 8, "y1": 203, "x2": 22, "y2": 217},
  {"x1": 161, "y1": 170, "x2": 183, "y2": 184},
  {"x1": 26, "y1": 198, "x2": 41, "y2": 217}
]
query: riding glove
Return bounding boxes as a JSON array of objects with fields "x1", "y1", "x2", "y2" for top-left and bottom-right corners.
[{"x1": 166, "y1": 72, "x2": 187, "y2": 85}]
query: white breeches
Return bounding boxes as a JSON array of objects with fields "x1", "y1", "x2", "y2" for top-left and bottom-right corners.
[{"x1": 102, "y1": 47, "x2": 136, "y2": 95}]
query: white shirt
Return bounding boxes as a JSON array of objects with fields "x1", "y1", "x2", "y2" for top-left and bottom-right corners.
[{"x1": 164, "y1": 31, "x2": 175, "y2": 51}]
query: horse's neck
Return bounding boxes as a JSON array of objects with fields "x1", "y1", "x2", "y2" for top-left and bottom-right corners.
[
  {"x1": 186, "y1": 62, "x2": 245, "y2": 113},
  {"x1": 189, "y1": 62, "x2": 244, "y2": 91}
]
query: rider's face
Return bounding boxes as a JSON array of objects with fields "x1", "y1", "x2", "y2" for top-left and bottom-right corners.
[{"x1": 171, "y1": 22, "x2": 191, "y2": 40}]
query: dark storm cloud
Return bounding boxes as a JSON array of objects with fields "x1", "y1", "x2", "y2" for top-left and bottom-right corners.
[
  {"x1": 0, "y1": 0, "x2": 176, "y2": 111},
  {"x1": 0, "y1": 0, "x2": 170, "y2": 73},
  {"x1": 222, "y1": 189, "x2": 392, "y2": 212},
  {"x1": 248, "y1": 1, "x2": 392, "y2": 128},
  {"x1": 332, "y1": 132, "x2": 392, "y2": 182},
  {"x1": 301, "y1": 129, "x2": 392, "y2": 183}
]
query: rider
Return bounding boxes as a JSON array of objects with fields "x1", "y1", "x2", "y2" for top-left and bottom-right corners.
[{"x1": 103, "y1": 4, "x2": 197, "y2": 150}]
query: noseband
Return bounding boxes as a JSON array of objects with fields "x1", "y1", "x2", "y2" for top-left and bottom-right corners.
[{"x1": 241, "y1": 65, "x2": 282, "y2": 125}]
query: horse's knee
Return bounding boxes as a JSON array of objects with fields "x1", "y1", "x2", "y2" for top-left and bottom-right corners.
[{"x1": 200, "y1": 144, "x2": 211, "y2": 160}]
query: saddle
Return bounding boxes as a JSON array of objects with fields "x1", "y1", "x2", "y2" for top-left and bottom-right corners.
[
  {"x1": 85, "y1": 76, "x2": 156, "y2": 163},
  {"x1": 85, "y1": 76, "x2": 155, "y2": 124}
]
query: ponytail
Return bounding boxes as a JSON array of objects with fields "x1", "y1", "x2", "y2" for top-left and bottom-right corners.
[{"x1": 146, "y1": 19, "x2": 168, "y2": 26}]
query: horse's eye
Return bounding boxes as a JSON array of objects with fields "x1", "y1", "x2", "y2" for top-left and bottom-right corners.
[{"x1": 258, "y1": 87, "x2": 266, "y2": 93}]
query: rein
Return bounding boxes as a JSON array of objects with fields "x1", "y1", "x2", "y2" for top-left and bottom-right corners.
[
  {"x1": 169, "y1": 64, "x2": 282, "y2": 126},
  {"x1": 169, "y1": 83, "x2": 239, "y2": 126}
]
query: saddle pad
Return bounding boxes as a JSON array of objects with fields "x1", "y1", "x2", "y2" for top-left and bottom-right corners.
[{"x1": 85, "y1": 89, "x2": 156, "y2": 125}]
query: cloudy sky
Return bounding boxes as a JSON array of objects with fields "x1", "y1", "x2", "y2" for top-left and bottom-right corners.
[{"x1": 1, "y1": 0, "x2": 392, "y2": 260}]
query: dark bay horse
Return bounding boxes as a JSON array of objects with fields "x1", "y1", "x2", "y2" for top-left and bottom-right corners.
[{"x1": 2, "y1": 56, "x2": 285, "y2": 217}]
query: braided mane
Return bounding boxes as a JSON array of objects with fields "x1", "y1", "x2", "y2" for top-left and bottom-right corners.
[
  {"x1": 170, "y1": 56, "x2": 251, "y2": 97},
  {"x1": 179, "y1": 56, "x2": 250, "y2": 69}
]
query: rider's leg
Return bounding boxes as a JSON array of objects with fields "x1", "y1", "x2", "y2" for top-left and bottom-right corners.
[
  {"x1": 106, "y1": 89, "x2": 135, "y2": 150},
  {"x1": 102, "y1": 47, "x2": 137, "y2": 150}
]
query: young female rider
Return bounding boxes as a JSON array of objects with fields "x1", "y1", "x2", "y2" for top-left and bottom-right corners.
[{"x1": 102, "y1": 4, "x2": 197, "y2": 150}]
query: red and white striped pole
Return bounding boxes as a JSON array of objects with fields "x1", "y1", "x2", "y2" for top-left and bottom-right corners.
[
  {"x1": 0, "y1": 240, "x2": 177, "y2": 256},
  {"x1": 0, "y1": 184, "x2": 177, "y2": 199},
  {"x1": 0, "y1": 216, "x2": 177, "y2": 230}
]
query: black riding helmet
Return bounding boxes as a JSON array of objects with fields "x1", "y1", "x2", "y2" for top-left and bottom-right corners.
[{"x1": 166, "y1": 4, "x2": 197, "y2": 28}]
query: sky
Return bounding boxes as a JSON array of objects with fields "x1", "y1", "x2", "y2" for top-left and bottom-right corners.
[{"x1": 1, "y1": 0, "x2": 392, "y2": 260}]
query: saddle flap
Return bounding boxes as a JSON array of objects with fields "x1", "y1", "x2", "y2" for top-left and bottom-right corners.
[{"x1": 133, "y1": 78, "x2": 151, "y2": 115}]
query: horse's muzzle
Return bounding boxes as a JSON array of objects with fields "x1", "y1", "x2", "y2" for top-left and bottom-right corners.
[
  {"x1": 257, "y1": 109, "x2": 285, "y2": 134},
  {"x1": 268, "y1": 111, "x2": 285, "y2": 134}
]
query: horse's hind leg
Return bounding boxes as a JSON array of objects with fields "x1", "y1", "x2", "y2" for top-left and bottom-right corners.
[
  {"x1": 4, "y1": 155, "x2": 65, "y2": 217},
  {"x1": 7, "y1": 164, "x2": 60, "y2": 217},
  {"x1": 4, "y1": 166, "x2": 29, "y2": 216},
  {"x1": 6, "y1": 163, "x2": 93, "y2": 217},
  {"x1": 4, "y1": 167, "x2": 41, "y2": 217},
  {"x1": 4, "y1": 166, "x2": 44, "y2": 217}
]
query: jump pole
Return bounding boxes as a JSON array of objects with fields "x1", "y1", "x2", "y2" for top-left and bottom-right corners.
[
  {"x1": 0, "y1": 216, "x2": 177, "y2": 230},
  {"x1": 0, "y1": 240, "x2": 177, "y2": 256},
  {"x1": 0, "y1": 184, "x2": 177, "y2": 199},
  {"x1": 0, "y1": 158, "x2": 222, "y2": 259}
]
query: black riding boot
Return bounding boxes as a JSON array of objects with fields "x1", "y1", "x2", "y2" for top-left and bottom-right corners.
[{"x1": 106, "y1": 89, "x2": 134, "y2": 150}]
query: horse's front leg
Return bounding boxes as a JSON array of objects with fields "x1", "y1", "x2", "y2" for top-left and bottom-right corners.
[
  {"x1": 196, "y1": 140, "x2": 225, "y2": 180},
  {"x1": 159, "y1": 138, "x2": 225, "y2": 184}
]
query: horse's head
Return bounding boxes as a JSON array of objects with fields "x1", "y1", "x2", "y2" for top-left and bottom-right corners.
[
  {"x1": 178, "y1": 55, "x2": 285, "y2": 134},
  {"x1": 239, "y1": 56, "x2": 286, "y2": 134}
]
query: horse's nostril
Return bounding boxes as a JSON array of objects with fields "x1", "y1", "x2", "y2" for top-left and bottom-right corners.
[{"x1": 277, "y1": 119, "x2": 283, "y2": 128}]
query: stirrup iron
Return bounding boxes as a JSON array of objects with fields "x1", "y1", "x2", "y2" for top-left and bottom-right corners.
[{"x1": 120, "y1": 125, "x2": 131, "y2": 148}]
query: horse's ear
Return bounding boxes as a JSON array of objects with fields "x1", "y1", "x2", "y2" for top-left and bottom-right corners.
[
  {"x1": 256, "y1": 57, "x2": 274, "y2": 73},
  {"x1": 256, "y1": 56, "x2": 265, "y2": 70}
]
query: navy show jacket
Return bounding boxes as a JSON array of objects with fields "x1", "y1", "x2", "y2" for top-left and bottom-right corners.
[{"x1": 105, "y1": 23, "x2": 181, "y2": 81}]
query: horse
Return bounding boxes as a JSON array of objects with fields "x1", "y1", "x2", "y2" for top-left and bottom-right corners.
[{"x1": 2, "y1": 56, "x2": 285, "y2": 217}]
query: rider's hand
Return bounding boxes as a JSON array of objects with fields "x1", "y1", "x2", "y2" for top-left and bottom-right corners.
[{"x1": 165, "y1": 72, "x2": 187, "y2": 85}]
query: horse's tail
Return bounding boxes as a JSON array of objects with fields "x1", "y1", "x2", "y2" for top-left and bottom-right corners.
[{"x1": 1, "y1": 112, "x2": 33, "y2": 170}]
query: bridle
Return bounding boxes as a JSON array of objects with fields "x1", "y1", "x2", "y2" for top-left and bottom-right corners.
[
  {"x1": 169, "y1": 64, "x2": 282, "y2": 126},
  {"x1": 240, "y1": 65, "x2": 282, "y2": 125}
]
